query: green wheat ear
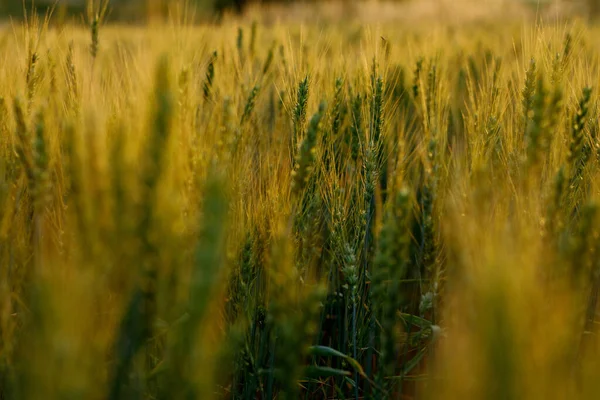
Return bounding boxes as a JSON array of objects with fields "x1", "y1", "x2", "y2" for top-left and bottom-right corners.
[
  {"x1": 88, "y1": 0, "x2": 109, "y2": 62},
  {"x1": 413, "y1": 57, "x2": 424, "y2": 100},
  {"x1": 568, "y1": 87, "x2": 592, "y2": 188},
  {"x1": 350, "y1": 92, "x2": 364, "y2": 163},
  {"x1": 521, "y1": 58, "x2": 537, "y2": 135},
  {"x1": 90, "y1": 15, "x2": 99, "y2": 60},
  {"x1": 293, "y1": 76, "x2": 310, "y2": 152},
  {"x1": 331, "y1": 77, "x2": 346, "y2": 137},
  {"x1": 240, "y1": 84, "x2": 261, "y2": 125},
  {"x1": 32, "y1": 110, "x2": 50, "y2": 211},
  {"x1": 249, "y1": 21, "x2": 257, "y2": 58},
  {"x1": 292, "y1": 102, "x2": 326, "y2": 198},
  {"x1": 525, "y1": 78, "x2": 547, "y2": 167},
  {"x1": 371, "y1": 75, "x2": 384, "y2": 153},
  {"x1": 426, "y1": 62, "x2": 438, "y2": 128},
  {"x1": 237, "y1": 27, "x2": 245, "y2": 64},
  {"x1": 262, "y1": 42, "x2": 276, "y2": 76},
  {"x1": 203, "y1": 51, "x2": 217, "y2": 101},
  {"x1": 551, "y1": 33, "x2": 572, "y2": 85}
]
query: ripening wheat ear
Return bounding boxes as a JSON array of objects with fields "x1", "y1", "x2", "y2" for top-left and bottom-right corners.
[
  {"x1": 25, "y1": 51, "x2": 38, "y2": 111},
  {"x1": 65, "y1": 43, "x2": 79, "y2": 112},
  {"x1": 21, "y1": 2, "x2": 52, "y2": 112},
  {"x1": 13, "y1": 98, "x2": 34, "y2": 186},
  {"x1": 47, "y1": 50, "x2": 57, "y2": 98}
]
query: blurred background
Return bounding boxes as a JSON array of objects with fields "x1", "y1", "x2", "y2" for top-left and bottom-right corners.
[{"x1": 1, "y1": 0, "x2": 600, "y2": 23}]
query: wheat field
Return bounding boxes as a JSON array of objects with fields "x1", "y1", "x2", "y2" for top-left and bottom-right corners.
[{"x1": 2, "y1": 4, "x2": 600, "y2": 399}]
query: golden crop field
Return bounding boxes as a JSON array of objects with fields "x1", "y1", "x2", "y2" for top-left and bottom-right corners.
[{"x1": 2, "y1": 1, "x2": 600, "y2": 399}]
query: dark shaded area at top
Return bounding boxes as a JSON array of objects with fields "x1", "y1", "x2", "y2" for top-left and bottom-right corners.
[{"x1": 0, "y1": 0, "x2": 288, "y2": 21}]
